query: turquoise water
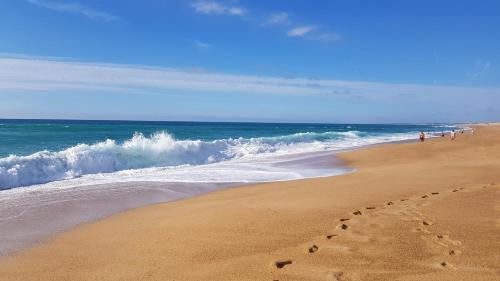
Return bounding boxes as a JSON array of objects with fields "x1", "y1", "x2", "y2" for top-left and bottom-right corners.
[
  {"x1": 0, "y1": 119, "x2": 457, "y2": 189},
  {"x1": 0, "y1": 120, "x2": 455, "y2": 157}
]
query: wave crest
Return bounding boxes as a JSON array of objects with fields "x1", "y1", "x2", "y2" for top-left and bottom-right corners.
[{"x1": 0, "y1": 130, "x2": 406, "y2": 189}]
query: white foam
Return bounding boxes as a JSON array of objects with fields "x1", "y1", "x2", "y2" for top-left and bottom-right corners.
[{"x1": 0, "y1": 130, "x2": 422, "y2": 190}]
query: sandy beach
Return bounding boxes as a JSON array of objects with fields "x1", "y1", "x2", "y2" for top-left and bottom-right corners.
[{"x1": 0, "y1": 125, "x2": 499, "y2": 281}]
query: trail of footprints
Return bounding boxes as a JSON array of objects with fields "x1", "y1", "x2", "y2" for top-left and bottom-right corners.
[{"x1": 273, "y1": 183, "x2": 498, "y2": 275}]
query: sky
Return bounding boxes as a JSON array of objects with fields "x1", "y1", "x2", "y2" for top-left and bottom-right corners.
[{"x1": 0, "y1": 0, "x2": 499, "y2": 123}]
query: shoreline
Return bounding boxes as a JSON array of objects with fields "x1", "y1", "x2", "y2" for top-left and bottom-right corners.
[
  {"x1": 1, "y1": 125, "x2": 499, "y2": 280},
  {"x1": 0, "y1": 134, "x2": 427, "y2": 257},
  {"x1": 0, "y1": 149, "x2": 350, "y2": 256},
  {"x1": 0, "y1": 123, "x2": 455, "y2": 190}
]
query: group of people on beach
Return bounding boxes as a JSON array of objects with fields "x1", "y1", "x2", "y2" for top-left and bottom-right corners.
[{"x1": 419, "y1": 128, "x2": 473, "y2": 142}]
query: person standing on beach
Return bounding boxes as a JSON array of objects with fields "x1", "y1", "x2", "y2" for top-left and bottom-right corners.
[
  {"x1": 419, "y1": 131, "x2": 425, "y2": 142},
  {"x1": 451, "y1": 130, "x2": 456, "y2": 140},
  {"x1": 471, "y1": 129, "x2": 474, "y2": 135}
]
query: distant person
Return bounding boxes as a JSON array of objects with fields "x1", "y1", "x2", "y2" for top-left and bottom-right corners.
[
  {"x1": 441, "y1": 131, "x2": 445, "y2": 137},
  {"x1": 471, "y1": 129, "x2": 474, "y2": 135},
  {"x1": 461, "y1": 129, "x2": 464, "y2": 134},
  {"x1": 419, "y1": 131, "x2": 425, "y2": 142},
  {"x1": 450, "y1": 130, "x2": 456, "y2": 140}
]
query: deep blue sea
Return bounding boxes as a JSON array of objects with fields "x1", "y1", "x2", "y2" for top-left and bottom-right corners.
[{"x1": 0, "y1": 119, "x2": 459, "y2": 190}]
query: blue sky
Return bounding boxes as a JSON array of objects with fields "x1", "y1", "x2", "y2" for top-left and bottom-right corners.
[{"x1": 0, "y1": 0, "x2": 499, "y2": 123}]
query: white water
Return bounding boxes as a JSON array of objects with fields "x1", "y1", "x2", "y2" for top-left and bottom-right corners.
[{"x1": 0, "y1": 130, "x2": 423, "y2": 190}]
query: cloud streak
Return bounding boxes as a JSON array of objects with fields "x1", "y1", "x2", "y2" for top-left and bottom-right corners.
[
  {"x1": 285, "y1": 26, "x2": 340, "y2": 42},
  {"x1": 194, "y1": 40, "x2": 213, "y2": 50},
  {"x1": 265, "y1": 12, "x2": 290, "y2": 25},
  {"x1": 190, "y1": 1, "x2": 245, "y2": 16},
  {"x1": 287, "y1": 26, "x2": 315, "y2": 37},
  {"x1": 266, "y1": 12, "x2": 340, "y2": 42},
  {"x1": 189, "y1": 3, "x2": 340, "y2": 43},
  {"x1": 0, "y1": 57, "x2": 498, "y2": 103},
  {"x1": 26, "y1": 0, "x2": 120, "y2": 22}
]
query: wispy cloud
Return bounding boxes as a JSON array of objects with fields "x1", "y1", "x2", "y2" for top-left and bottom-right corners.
[
  {"x1": 265, "y1": 12, "x2": 290, "y2": 25},
  {"x1": 26, "y1": 0, "x2": 120, "y2": 22},
  {"x1": 188, "y1": 3, "x2": 339, "y2": 43},
  {"x1": 265, "y1": 12, "x2": 340, "y2": 43},
  {"x1": 190, "y1": 1, "x2": 245, "y2": 16},
  {"x1": 287, "y1": 25, "x2": 341, "y2": 43},
  {"x1": 194, "y1": 40, "x2": 213, "y2": 50},
  {"x1": 287, "y1": 26, "x2": 341, "y2": 42},
  {"x1": 287, "y1": 26, "x2": 315, "y2": 37},
  {"x1": 1, "y1": 57, "x2": 498, "y2": 103}
]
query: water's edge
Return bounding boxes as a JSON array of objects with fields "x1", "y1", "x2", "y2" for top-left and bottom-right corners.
[
  {"x1": 0, "y1": 135, "x2": 447, "y2": 257},
  {"x1": 0, "y1": 149, "x2": 351, "y2": 257}
]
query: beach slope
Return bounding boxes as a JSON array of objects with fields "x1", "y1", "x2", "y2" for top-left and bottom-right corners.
[{"x1": 1, "y1": 126, "x2": 499, "y2": 281}]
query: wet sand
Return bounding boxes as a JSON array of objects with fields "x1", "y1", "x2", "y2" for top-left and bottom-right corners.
[
  {"x1": 0, "y1": 125, "x2": 499, "y2": 280},
  {"x1": 0, "y1": 181, "x2": 233, "y2": 256},
  {"x1": 0, "y1": 150, "x2": 348, "y2": 256}
]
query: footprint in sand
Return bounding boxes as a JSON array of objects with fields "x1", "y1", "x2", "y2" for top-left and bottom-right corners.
[
  {"x1": 365, "y1": 206, "x2": 376, "y2": 210},
  {"x1": 431, "y1": 192, "x2": 439, "y2": 195},
  {"x1": 275, "y1": 260, "x2": 293, "y2": 269},
  {"x1": 400, "y1": 198, "x2": 409, "y2": 202},
  {"x1": 414, "y1": 227, "x2": 431, "y2": 234},
  {"x1": 438, "y1": 261, "x2": 456, "y2": 269},
  {"x1": 421, "y1": 195, "x2": 429, "y2": 199},
  {"x1": 386, "y1": 201, "x2": 394, "y2": 206},
  {"x1": 326, "y1": 234, "x2": 337, "y2": 239},
  {"x1": 452, "y1": 189, "x2": 459, "y2": 192},
  {"x1": 309, "y1": 245, "x2": 319, "y2": 253},
  {"x1": 340, "y1": 223, "x2": 349, "y2": 230},
  {"x1": 340, "y1": 218, "x2": 350, "y2": 222},
  {"x1": 353, "y1": 210, "x2": 362, "y2": 215},
  {"x1": 422, "y1": 221, "x2": 433, "y2": 226},
  {"x1": 437, "y1": 234, "x2": 444, "y2": 239}
]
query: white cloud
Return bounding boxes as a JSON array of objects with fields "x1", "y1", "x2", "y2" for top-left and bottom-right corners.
[
  {"x1": 190, "y1": 1, "x2": 245, "y2": 16},
  {"x1": 194, "y1": 40, "x2": 213, "y2": 50},
  {"x1": 287, "y1": 26, "x2": 340, "y2": 42},
  {"x1": 189, "y1": 3, "x2": 339, "y2": 43},
  {"x1": 0, "y1": 57, "x2": 498, "y2": 103},
  {"x1": 265, "y1": 12, "x2": 290, "y2": 25},
  {"x1": 287, "y1": 26, "x2": 315, "y2": 37},
  {"x1": 26, "y1": 0, "x2": 120, "y2": 22}
]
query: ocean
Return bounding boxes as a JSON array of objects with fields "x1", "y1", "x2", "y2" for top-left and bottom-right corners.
[
  {"x1": 0, "y1": 119, "x2": 459, "y2": 191},
  {"x1": 0, "y1": 119, "x2": 463, "y2": 255}
]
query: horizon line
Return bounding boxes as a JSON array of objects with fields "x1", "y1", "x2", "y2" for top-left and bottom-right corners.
[{"x1": 0, "y1": 117, "x2": 476, "y2": 126}]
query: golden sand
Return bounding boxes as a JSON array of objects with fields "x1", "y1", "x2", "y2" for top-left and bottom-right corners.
[{"x1": 1, "y1": 126, "x2": 499, "y2": 281}]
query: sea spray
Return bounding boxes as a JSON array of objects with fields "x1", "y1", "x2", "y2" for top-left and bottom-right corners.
[
  {"x1": 0, "y1": 128, "x2": 447, "y2": 190},
  {"x1": 0, "y1": 131, "x2": 343, "y2": 188}
]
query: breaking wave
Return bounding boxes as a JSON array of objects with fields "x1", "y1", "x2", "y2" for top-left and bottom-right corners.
[{"x1": 0, "y1": 130, "x2": 416, "y2": 189}]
